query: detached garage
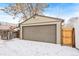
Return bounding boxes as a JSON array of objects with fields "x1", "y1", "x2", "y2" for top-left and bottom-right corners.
[{"x1": 20, "y1": 14, "x2": 63, "y2": 44}]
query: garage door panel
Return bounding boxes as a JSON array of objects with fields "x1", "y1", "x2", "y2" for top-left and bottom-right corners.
[{"x1": 22, "y1": 25, "x2": 56, "y2": 43}]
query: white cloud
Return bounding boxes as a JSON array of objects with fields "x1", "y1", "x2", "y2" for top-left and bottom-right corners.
[
  {"x1": 0, "y1": 15, "x2": 20, "y2": 24},
  {"x1": 0, "y1": 6, "x2": 19, "y2": 24}
]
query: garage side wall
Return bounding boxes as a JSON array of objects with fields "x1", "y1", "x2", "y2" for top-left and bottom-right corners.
[{"x1": 57, "y1": 22, "x2": 61, "y2": 44}]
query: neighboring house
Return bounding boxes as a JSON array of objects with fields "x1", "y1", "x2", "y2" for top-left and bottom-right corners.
[
  {"x1": 19, "y1": 14, "x2": 64, "y2": 44},
  {"x1": 0, "y1": 25, "x2": 17, "y2": 40}
]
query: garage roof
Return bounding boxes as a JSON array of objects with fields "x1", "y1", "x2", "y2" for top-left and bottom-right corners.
[{"x1": 20, "y1": 14, "x2": 64, "y2": 25}]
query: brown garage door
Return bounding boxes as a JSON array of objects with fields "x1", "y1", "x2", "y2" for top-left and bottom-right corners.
[{"x1": 22, "y1": 24, "x2": 56, "y2": 43}]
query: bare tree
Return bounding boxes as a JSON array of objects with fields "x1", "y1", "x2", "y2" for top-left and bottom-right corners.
[{"x1": 0, "y1": 3, "x2": 48, "y2": 22}]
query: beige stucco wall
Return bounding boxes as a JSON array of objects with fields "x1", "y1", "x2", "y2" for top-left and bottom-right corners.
[{"x1": 21, "y1": 15, "x2": 61, "y2": 25}]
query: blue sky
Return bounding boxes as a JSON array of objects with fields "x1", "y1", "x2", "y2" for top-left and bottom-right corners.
[
  {"x1": 0, "y1": 3, "x2": 79, "y2": 24},
  {"x1": 44, "y1": 3, "x2": 79, "y2": 22}
]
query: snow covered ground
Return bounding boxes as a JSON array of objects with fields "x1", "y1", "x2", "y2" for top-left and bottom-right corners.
[{"x1": 0, "y1": 38, "x2": 79, "y2": 56}]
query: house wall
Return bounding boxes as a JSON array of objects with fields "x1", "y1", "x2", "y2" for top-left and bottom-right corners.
[
  {"x1": 0, "y1": 30, "x2": 16, "y2": 40},
  {"x1": 0, "y1": 30, "x2": 9, "y2": 40}
]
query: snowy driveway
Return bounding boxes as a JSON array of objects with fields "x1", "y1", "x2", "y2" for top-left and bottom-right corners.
[{"x1": 0, "y1": 38, "x2": 79, "y2": 56}]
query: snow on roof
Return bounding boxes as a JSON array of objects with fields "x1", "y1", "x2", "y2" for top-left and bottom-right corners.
[
  {"x1": 0, "y1": 21, "x2": 17, "y2": 31},
  {"x1": 0, "y1": 25, "x2": 10, "y2": 30},
  {"x1": 0, "y1": 25, "x2": 16, "y2": 31}
]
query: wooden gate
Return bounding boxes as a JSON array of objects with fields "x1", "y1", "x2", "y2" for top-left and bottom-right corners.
[{"x1": 61, "y1": 27, "x2": 75, "y2": 47}]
